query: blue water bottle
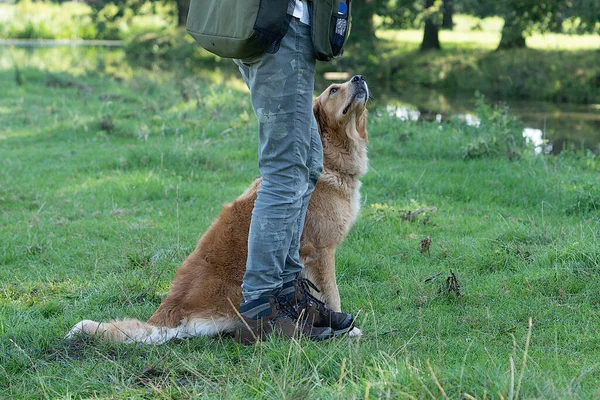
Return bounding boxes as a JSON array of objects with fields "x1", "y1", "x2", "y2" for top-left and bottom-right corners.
[
  {"x1": 338, "y1": 1, "x2": 348, "y2": 16},
  {"x1": 332, "y1": 0, "x2": 349, "y2": 56}
]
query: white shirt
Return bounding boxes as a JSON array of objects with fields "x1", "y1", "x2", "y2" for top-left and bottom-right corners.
[{"x1": 292, "y1": 0, "x2": 311, "y2": 25}]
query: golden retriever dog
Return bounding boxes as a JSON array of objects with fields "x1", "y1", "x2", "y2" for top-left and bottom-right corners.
[{"x1": 67, "y1": 76, "x2": 369, "y2": 344}]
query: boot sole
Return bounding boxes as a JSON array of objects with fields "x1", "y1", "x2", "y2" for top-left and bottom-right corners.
[
  {"x1": 332, "y1": 315, "x2": 354, "y2": 336},
  {"x1": 333, "y1": 324, "x2": 354, "y2": 336}
]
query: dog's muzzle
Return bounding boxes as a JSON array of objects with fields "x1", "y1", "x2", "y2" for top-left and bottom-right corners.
[
  {"x1": 350, "y1": 75, "x2": 368, "y2": 100},
  {"x1": 342, "y1": 75, "x2": 369, "y2": 115}
]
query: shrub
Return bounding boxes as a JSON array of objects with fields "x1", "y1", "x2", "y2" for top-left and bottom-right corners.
[
  {"x1": 461, "y1": 93, "x2": 524, "y2": 160},
  {"x1": 95, "y1": 1, "x2": 176, "y2": 40},
  {"x1": 0, "y1": 0, "x2": 175, "y2": 40},
  {"x1": 123, "y1": 28, "x2": 225, "y2": 66},
  {"x1": 0, "y1": 0, "x2": 95, "y2": 39}
]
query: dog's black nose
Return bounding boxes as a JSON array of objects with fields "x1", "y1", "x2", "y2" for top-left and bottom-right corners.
[{"x1": 351, "y1": 75, "x2": 364, "y2": 83}]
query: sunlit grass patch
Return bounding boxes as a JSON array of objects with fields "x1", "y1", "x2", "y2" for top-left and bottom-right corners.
[
  {"x1": 377, "y1": 14, "x2": 600, "y2": 51},
  {"x1": 379, "y1": 28, "x2": 600, "y2": 51}
]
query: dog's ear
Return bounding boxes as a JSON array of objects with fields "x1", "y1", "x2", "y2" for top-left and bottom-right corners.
[
  {"x1": 313, "y1": 99, "x2": 321, "y2": 120},
  {"x1": 313, "y1": 99, "x2": 327, "y2": 135},
  {"x1": 356, "y1": 110, "x2": 368, "y2": 142}
]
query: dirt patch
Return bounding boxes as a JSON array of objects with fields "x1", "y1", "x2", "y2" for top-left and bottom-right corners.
[
  {"x1": 420, "y1": 236, "x2": 432, "y2": 256},
  {"x1": 425, "y1": 269, "x2": 462, "y2": 297},
  {"x1": 43, "y1": 336, "x2": 99, "y2": 361},
  {"x1": 401, "y1": 206, "x2": 437, "y2": 222},
  {"x1": 45, "y1": 74, "x2": 92, "y2": 92},
  {"x1": 44, "y1": 336, "x2": 137, "y2": 362}
]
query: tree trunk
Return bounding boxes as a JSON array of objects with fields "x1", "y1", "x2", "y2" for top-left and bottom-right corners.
[
  {"x1": 177, "y1": 0, "x2": 190, "y2": 27},
  {"x1": 497, "y1": 11, "x2": 526, "y2": 50},
  {"x1": 350, "y1": 0, "x2": 377, "y2": 42},
  {"x1": 441, "y1": 0, "x2": 453, "y2": 30},
  {"x1": 420, "y1": 0, "x2": 441, "y2": 51}
]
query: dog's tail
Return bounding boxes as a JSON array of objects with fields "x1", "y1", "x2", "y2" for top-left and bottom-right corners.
[{"x1": 66, "y1": 316, "x2": 236, "y2": 344}]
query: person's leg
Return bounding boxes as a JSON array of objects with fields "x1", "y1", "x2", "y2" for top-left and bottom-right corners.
[
  {"x1": 280, "y1": 116, "x2": 322, "y2": 292},
  {"x1": 233, "y1": 20, "x2": 352, "y2": 341},
  {"x1": 235, "y1": 18, "x2": 317, "y2": 304},
  {"x1": 276, "y1": 104, "x2": 354, "y2": 337}
]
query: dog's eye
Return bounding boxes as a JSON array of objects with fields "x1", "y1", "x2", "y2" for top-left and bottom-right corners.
[{"x1": 330, "y1": 87, "x2": 337, "y2": 95}]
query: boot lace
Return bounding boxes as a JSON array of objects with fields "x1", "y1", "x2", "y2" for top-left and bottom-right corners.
[
  {"x1": 272, "y1": 295, "x2": 299, "y2": 322},
  {"x1": 297, "y1": 278, "x2": 330, "y2": 313}
]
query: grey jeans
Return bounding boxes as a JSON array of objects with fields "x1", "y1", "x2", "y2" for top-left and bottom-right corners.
[{"x1": 234, "y1": 18, "x2": 323, "y2": 302}]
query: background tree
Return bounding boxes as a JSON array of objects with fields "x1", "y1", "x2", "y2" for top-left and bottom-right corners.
[
  {"x1": 442, "y1": 0, "x2": 454, "y2": 30},
  {"x1": 420, "y1": 0, "x2": 442, "y2": 51},
  {"x1": 175, "y1": 0, "x2": 189, "y2": 26},
  {"x1": 375, "y1": 0, "x2": 442, "y2": 50},
  {"x1": 566, "y1": 0, "x2": 600, "y2": 33},
  {"x1": 351, "y1": 0, "x2": 380, "y2": 41},
  {"x1": 336, "y1": 0, "x2": 595, "y2": 52},
  {"x1": 496, "y1": 1, "x2": 529, "y2": 50},
  {"x1": 455, "y1": 0, "x2": 574, "y2": 50}
]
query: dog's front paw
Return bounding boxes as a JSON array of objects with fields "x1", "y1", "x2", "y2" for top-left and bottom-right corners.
[{"x1": 348, "y1": 327, "x2": 362, "y2": 337}]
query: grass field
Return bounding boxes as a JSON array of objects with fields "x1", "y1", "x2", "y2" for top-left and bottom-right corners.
[{"x1": 1, "y1": 59, "x2": 600, "y2": 398}]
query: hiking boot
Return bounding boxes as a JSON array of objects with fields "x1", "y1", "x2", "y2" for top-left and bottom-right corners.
[
  {"x1": 282, "y1": 278, "x2": 354, "y2": 336},
  {"x1": 234, "y1": 295, "x2": 334, "y2": 345}
]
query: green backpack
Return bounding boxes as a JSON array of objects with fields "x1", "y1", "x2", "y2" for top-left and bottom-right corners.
[{"x1": 186, "y1": 0, "x2": 351, "y2": 61}]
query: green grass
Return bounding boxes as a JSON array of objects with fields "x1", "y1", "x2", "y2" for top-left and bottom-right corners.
[{"x1": 1, "y1": 54, "x2": 600, "y2": 399}]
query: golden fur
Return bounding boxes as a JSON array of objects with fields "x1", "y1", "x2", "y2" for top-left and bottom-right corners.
[{"x1": 67, "y1": 78, "x2": 369, "y2": 344}]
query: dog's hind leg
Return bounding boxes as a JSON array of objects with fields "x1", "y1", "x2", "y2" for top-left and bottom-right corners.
[
  {"x1": 66, "y1": 315, "x2": 237, "y2": 344},
  {"x1": 66, "y1": 318, "x2": 182, "y2": 344},
  {"x1": 178, "y1": 316, "x2": 237, "y2": 338}
]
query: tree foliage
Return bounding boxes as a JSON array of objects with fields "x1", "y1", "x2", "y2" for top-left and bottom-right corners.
[
  {"x1": 456, "y1": 0, "x2": 599, "y2": 49},
  {"x1": 349, "y1": 0, "x2": 599, "y2": 50},
  {"x1": 43, "y1": 0, "x2": 600, "y2": 47},
  {"x1": 567, "y1": 0, "x2": 600, "y2": 33}
]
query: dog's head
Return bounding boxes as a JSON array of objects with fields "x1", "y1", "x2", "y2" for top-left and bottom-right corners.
[
  {"x1": 314, "y1": 75, "x2": 369, "y2": 141},
  {"x1": 313, "y1": 75, "x2": 369, "y2": 177}
]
